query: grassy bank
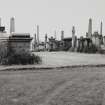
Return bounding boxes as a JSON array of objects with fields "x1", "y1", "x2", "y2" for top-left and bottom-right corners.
[{"x1": 0, "y1": 67, "x2": 105, "y2": 105}]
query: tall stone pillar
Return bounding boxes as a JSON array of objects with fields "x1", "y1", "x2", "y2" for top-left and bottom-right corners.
[
  {"x1": 34, "y1": 33, "x2": 37, "y2": 50},
  {"x1": 45, "y1": 33, "x2": 47, "y2": 50},
  {"x1": 37, "y1": 25, "x2": 39, "y2": 45},
  {"x1": 88, "y1": 18, "x2": 92, "y2": 38},
  {"x1": 72, "y1": 26, "x2": 75, "y2": 48},
  {"x1": 45, "y1": 33, "x2": 47, "y2": 43},
  {"x1": 100, "y1": 21, "x2": 102, "y2": 35},
  {"x1": 100, "y1": 22, "x2": 103, "y2": 45},
  {"x1": 61, "y1": 30, "x2": 64, "y2": 40},
  {"x1": 54, "y1": 30, "x2": 56, "y2": 39},
  {"x1": 10, "y1": 17, "x2": 15, "y2": 33},
  {"x1": 34, "y1": 33, "x2": 37, "y2": 44},
  {"x1": 0, "y1": 18, "x2": 1, "y2": 27}
]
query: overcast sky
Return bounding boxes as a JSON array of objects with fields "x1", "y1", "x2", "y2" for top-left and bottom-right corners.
[{"x1": 0, "y1": 0, "x2": 105, "y2": 41}]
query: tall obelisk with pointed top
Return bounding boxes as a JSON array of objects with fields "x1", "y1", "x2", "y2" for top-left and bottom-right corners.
[
  {"x1": 45, "y1": 33, "x2": 47, "y2": 50},
  {"x1": 72, "y1": 26, "x2": 75, "y2": 49},
  {"x1": 10, "y1": 17, "x2": 15, "y2": 33},
  {"x1": 37, "y1": 25, "x2": 39, "y2": 45},
  {"x1": 100, "y1": 21, "x2": 103, "y2": 35},
  {"x1": 0, "y1": 17, "x2": 1, "y2": 27},
  {"x1": 88, "y1": 18, "x2": 92, "y2": 38},
  {"x1": 61, "y1": 30, "x2": 64, "y2": 40}
]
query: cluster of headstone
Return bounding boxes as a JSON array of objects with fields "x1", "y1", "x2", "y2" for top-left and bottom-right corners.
[{"x1": 33, "y1": 18, "x2": 105, "y2": 53}]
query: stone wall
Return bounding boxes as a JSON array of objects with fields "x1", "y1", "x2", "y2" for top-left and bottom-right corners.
[
  {"x1": 9, "y1": 41, "x2": 31, "y2": 54},
  {"x1": 0, "y1": 39, "x2": 9, "y2": 63}
]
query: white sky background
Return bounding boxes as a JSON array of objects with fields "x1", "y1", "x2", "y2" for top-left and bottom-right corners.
[{"x1": 0, "y1": 0, "x2": 105, "y2": 41}]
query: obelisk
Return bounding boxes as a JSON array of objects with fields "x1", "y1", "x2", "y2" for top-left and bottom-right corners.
[
  {"x1": 33, "y1": 33, "x2": 37, "y2": 50},
  {"x1": 61, "y1": 30, "x2": 64, "y2": 40},
  {"x1": 37, "y1": 25, "x2": 39, "y2": 45},
  {"x1": 45, "y1": 33, "x2": 47, "y2": 50},
  {"x1": 54, "y1": 30, "x2": 56, "y2": 39},
  {"x1": 100, "y1": 21, "x2": 103, "y2": 35},
  {"x1": 0, "y1": 18, "x2": 1, "y2": 27},
  {"x1": 72, "y1": 26, "x2": 75, "y2": 48},
  {"x1": 88, "y1": 18, "x2": 92, "y2": 38},
  {"x1": 10, "y1": 17, "x2": 15, "y2": 33}
]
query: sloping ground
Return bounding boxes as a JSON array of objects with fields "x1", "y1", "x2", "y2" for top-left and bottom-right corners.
[
  {"x1": 0, "y1": 52, "x2": 105, "y2": 71},
  {"x1": 35, "y1": 52, "x2": 105, "y2": 67},
  {"x1": 0, "y1": 67, "x2": 105, "y2": 105}
]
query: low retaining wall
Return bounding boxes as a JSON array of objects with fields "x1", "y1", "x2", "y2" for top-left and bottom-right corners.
[{"x1": 1, "y1": 64, "x2": 105, "y2": 71}]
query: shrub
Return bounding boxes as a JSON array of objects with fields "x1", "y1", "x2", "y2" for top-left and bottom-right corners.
[
  {"x1": 0, "y1": 51, "x2": 42, "y2": 65},
  {"x1": 88, "y1": 44, "x2": 98, "y2": 53},
  {"x1": 0, "y1": 42, "x2": 42, "y2": 65},
  {"x1": 0, "y1": 42, "x2": 8, "y2": 64},
  {"x1": 77, "y1": 44, "x2": 98, "y2": 53},
  {"x1": 97, "y1": 48, "x2": 105, "y2": 54}
]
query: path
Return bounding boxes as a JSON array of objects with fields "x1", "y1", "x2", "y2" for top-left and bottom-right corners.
[{"x1": 40, "y1": 78, "x2": 80, "y2": 105}]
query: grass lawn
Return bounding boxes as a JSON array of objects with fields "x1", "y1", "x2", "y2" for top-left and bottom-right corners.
[
  {"x1": 35, "y1": 52, "x2": 105, "y2": 67},
  {"x1": 0, "y1": 67, "x2": 105, "y2": 105}
]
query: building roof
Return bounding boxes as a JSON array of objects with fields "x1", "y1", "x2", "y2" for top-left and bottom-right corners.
[
  {"x1": 10, "y1": 33, "x2": 30, "y2": 37},
  {"x1": 63, "y1": 37, "x2": 72, "y2": 41},
  {"x1": 9, "y1": 33, "x2": 33, "y2": 42}
]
